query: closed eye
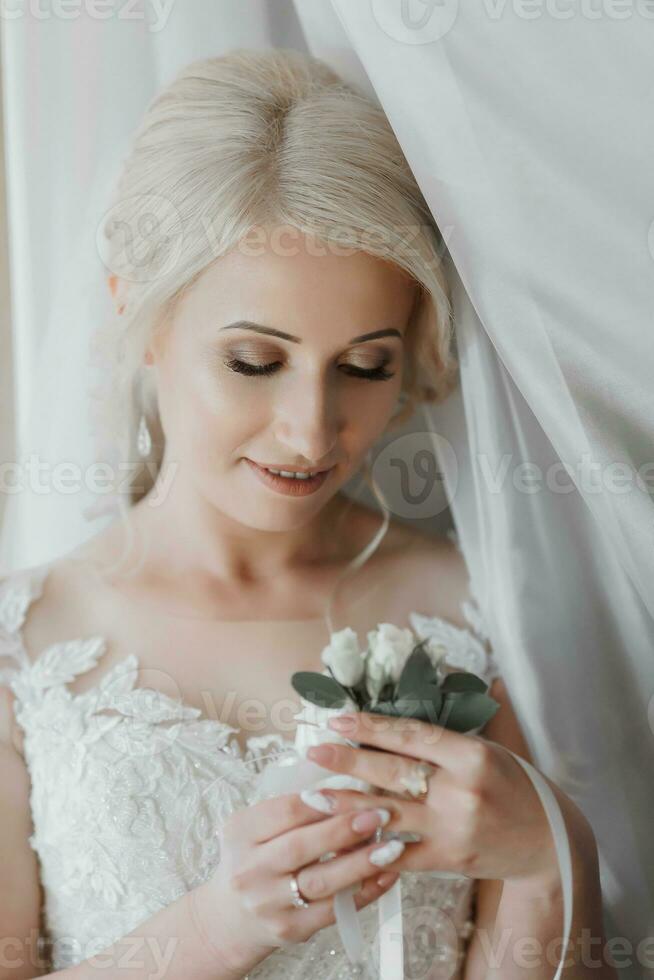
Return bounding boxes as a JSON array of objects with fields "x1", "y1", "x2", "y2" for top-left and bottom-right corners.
[{"x1": 223, "y1": 357, "x2": 395, "y2": 382}]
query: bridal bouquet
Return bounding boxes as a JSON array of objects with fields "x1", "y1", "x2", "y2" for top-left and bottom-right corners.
[
  {"x1": 251, "y1": 622, "x2": 500, "y2": 974},
  {"x1": 291, "y1": 621, "x2": 500, "y2": 744}
]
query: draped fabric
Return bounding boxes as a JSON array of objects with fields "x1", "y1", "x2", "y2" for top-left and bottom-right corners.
[{"x1": 1, "y1": 1, "x2": 652, "y2": 970}]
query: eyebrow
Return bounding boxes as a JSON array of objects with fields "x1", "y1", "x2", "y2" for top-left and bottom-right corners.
[{"x1": 218, "y1": 321, "x2": 404, "y2": 345}]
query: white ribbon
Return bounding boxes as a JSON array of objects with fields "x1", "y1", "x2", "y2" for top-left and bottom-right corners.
[{"x1": 254, "y1": 745, "x2": 573, "y2": 979}]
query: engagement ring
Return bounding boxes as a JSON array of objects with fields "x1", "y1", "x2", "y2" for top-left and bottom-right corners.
[
  {"x1": 289, "y1": 874, "x2": 310, "y2": 908},
  {"x1": 399, "y1": 761, "x2": 435, "y2": 800}
]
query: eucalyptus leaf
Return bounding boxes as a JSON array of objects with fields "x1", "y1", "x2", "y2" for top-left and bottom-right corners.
[
  {"x1": 440, "y1": 672, "x2": 488, "y2": 694},
  {"x1": 438, "y1": 692, "x2": 500, "y2": 732},
  {"x1": 395, "y1": 688, "x2": 443, "y2": 723},
  {"x1": 397, "y1": 642, "x2": 437, "y2": 699},
  {"x1": 291, "y1": 671, "x2": 350, "y2": 709},
  {"x1": 367, "y1": 700, "x2": 399, "y2": 717},
  {"x1": 378, "y1": 681, "x2": 397, "y2": 704}
]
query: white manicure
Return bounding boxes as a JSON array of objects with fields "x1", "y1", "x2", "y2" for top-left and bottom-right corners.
[
  {"x1": 300, "y1": 789, "x2": 334, "y2": 814},
  {"x1": 369, "y1": 839, "x2": 405, "y2": 867}
]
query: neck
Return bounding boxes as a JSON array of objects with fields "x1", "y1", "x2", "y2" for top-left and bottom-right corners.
[{"x1": 129, "y1": 459, "x2": 353, "y2": 587}]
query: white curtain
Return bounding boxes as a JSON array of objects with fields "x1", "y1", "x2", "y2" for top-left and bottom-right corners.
[{"x1": 2, "y1": 1, "x2": 652, "y2": 969}]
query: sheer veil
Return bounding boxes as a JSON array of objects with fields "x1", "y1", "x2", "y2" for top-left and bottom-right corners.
[{"x1": 2, "y1": 21, "x2": 652, "y2": 969}]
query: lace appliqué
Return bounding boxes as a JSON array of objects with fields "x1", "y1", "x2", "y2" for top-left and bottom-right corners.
[
  {"x1": 0, "y1": 563, "x2": 491, "y2": 979},
  {"x1": 409, "y1": 603, "x2": 501, "y2": 687}
]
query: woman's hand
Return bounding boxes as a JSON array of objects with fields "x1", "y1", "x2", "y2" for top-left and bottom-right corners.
[
  {"x1": 190, "y1": 791, "x2": 402, "y2": 978},
  {"x1": 303, "y1": 711, "x2": 561, "y2": 886}
]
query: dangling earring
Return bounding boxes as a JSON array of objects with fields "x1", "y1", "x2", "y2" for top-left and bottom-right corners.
[{"x1": 137, "y1": 414, "x2": 152, "y2": 458}]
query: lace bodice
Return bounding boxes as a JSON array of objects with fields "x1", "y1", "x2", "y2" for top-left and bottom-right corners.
[{"x1": 0, "y1": 560, "x2": 501, "y2": 979}]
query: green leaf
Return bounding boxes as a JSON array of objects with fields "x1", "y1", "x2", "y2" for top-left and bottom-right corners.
[
  {"x1": 397, "y1": 642, "x2": 438, "y2": 699},
  {"x1": 366, "y1": 700, "x2": 400, "y2": 717},
  {"x1": 438, "y1": 692, "x2": 500, "y2": 732},
  {"x1": 395, "y1": 687, "x2": 443, "y2": 723},
  {"x1": 291, "y1": 672, "x2": 350, "y2": 709},
  {"x1": 440, "y1": 672, "x2": 488, "y2": 694}
]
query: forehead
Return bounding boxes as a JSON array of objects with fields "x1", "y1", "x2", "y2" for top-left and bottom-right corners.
[{"x1": 172, "y1": 228, "x2": 418, "y2": 344}]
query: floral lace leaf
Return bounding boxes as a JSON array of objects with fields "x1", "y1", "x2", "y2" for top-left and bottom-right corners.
[
  {"x1": 0, "y1": 563, "x2": 51, "y2": 628},
  {"x1": 72, "y1": 653, "x2": 140, "y2": 714},
  {"x1": 0, "y1": 578, "x2": 37, "y2": 635},
  {"x1": 408, "y1": 611, "x2": 491, "y2": 680},
  {"x1": 169, "y1": 718, "x2": 240, "y2": 753},
  {"x1": 0, "y1": 666, "x2": 16, "y2": 687},
  {"x1": 460, "y1": 595, "x2": 492, "y2": 645},
  {"x1": 98, "y1": 685, "x2": 203, "y2": 723},
  {"x1": 69, "y1": 653, "x2": 201, "y2": 724},
  {"x1": 0, "y1": 628, "x2": 26, "y2": 669},
  {"x1": 28, "y1": 636, "x2": 108, "y2": 691}
]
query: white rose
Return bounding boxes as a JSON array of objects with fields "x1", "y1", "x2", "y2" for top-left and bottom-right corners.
[
  {"x1": 365, "y1": 623, "x2": 416, "y2": 702},
  {"x1": 321, "y1": 627, "x2": 365, "y2": 687},
  {"x1": 293, "y1": 694, "x2": 358, "y2": 759},
  {"x1": 425, "y1": 637, "x2": 448, "y2": 669}
]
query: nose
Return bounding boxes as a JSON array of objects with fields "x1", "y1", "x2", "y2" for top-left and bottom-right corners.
[{"x1": 273, "y1": 373, "x2": 342, "y2": 466}]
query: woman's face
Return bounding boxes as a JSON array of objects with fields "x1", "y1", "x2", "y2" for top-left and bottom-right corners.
[{"x1": 148, "y1": 229, "x2": 418, "y2": 532}]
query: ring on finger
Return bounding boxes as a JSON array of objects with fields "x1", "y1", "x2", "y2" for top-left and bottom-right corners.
[
  {"x1": 399, "y1": 761, "x2": 436, "y2": 800},
  {"x1": 289, "y1": 874, "x2": 310, "y2": 909}
]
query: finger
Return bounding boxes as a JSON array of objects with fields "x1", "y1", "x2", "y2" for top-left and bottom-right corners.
[
  {"x1": 306, "y1": 742, "x2": 443, "y2": 797},
  {"x1": 301, "y1": 788, "x2": 429, "y2": 832},
  {"x1": 285, "y1": 870, "x2": 400, "y2": 943},
  {"x1": 325, "y1": 711, "x2": 478, "y2": 772},
  {"x1": 264, "y1": 807, "x2": 393, "y2": 873},
  {"x1": 233, "y1": 793, "x2": 331, "y2": 844},
  {"x1": 293, "y1": 836, "x2": 409, "y2": 902}
]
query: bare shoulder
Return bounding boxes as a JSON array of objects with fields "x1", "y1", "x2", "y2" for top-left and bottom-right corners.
[
  {"x1": 10, "y1": 523, "x2": 122, "y2": 667},
  {"x1": 342, "y1": 499, "x2": 471, "y2": 628},
  {"x1": 361, "y1": 509, "x2": 534, "y2": 762},
  {"x1": 382, "y1": 519, "x2": 472, "y2": 629}
]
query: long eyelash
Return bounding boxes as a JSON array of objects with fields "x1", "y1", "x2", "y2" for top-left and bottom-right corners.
[
  {"x1": 224, "y1": 357, "x2": 394, "y2": 382},
  {"x1": 224, "y1": 357, "x2": 281, "y2": 377},
  {"x1": 340, "y1": 364, "x2": 395, "y2": 382}
]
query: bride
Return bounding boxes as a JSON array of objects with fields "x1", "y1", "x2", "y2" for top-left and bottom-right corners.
[{"x1": 0, "y1": 48, "x2": 613, "y2": 980}]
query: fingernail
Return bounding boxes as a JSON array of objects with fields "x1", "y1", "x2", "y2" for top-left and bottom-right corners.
[
  {"x1": 307, "y1": 745, "x2": 336, "y2": 765},
  {"x1": 369, "y1": 839, "x2": 405, "y2": 867},
  {"x1": 377, "y1": 871, "x2": 399, "y2": 889},
  {"x1": 351, "y1": 808, "x2": 391, "y2": 834},
  {"x1": 328, "y1": 715, "x2": 355, "y2": 730},
  {"x1": 300, "y1": 790, "x2": 335, "y2": 814}
]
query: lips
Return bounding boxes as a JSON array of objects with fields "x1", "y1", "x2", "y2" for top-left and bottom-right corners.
[
  {"x1": 252, "y1": 462, "x2": 330, "y2": 475},
  {"x1": 244, "y1": 458, "x2": 333, "y2": 497}
]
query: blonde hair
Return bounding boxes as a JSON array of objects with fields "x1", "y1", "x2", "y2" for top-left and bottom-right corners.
[{"x1": 92, "y1": 47, "x2": 458, "y2": 631}]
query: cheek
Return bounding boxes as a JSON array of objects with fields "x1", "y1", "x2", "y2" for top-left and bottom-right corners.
[
  {"x1": 184, "y1": 367, "x2": 271, "y2": 462},
  {"x1": 156, "y1": 358, "x2": 265, "y2": 460},
  {"x1": 346, "y1": 380, "x2": 402, "y2": 447}
]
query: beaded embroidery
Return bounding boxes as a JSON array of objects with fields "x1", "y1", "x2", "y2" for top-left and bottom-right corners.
[{"x1": 0, "y1": 561, "x2": 501, "y2": 978}]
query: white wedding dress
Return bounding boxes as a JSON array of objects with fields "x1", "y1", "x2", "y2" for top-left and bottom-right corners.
[{"x1": 0, "y1": 560, "x2": 502, "y2": 980}]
